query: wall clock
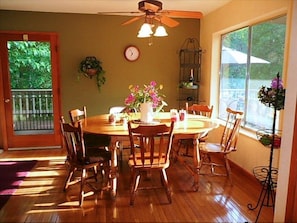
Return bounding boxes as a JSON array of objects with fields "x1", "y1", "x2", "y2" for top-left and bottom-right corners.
[{"x1": 124, "y1": 45, "x2": 140, "y2": 62}]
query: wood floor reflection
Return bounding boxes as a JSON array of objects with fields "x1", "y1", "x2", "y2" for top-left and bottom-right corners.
[{"x1": 0, "y1": 148, "x2": 274, "y2": 223}]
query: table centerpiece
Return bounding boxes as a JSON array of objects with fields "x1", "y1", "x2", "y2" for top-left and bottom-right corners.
[{"x1": 124, "y1": 81, "x2": 167, "y2": 123}]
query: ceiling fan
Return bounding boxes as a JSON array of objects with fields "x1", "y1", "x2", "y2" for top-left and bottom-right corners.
[{"x1": 100, "y1": 0, "x2": 203, "y2": 28}]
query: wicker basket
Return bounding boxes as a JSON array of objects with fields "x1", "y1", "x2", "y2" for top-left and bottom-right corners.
[{"x1": 253, "y1": 166, "x2": 278, "y2": 189}]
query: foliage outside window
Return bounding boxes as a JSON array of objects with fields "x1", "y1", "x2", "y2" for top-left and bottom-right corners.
[
  {"x1": 8, "y1": 41, "x2": 53, "y2": 129},
  {"x1": 219, "y1": 16, "x2": 286, "y2": 130},
  {"x1": 8, "y1": 41, "x2": 52, "y2": 89}
]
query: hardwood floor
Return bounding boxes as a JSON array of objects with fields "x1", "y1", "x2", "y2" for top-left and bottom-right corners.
[{"x1": 0, "y1": 148, "x2": 274, "y2": 222}]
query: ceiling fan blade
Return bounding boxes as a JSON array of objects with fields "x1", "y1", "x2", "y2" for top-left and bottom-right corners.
[
  {"x1": 140, "y1": 1, "x2": 162, "y2": 12},
  {"x1": 98, "y1": 11, "x2": 143, "y2": 16},
  {"x1": 161, "y1": 10, "x2": 203, "y2": 19},
  {"x1": 122, "y1": 16, "x2": 144, "y2": 26},
  {"x1": 155, "y1": 15, "x2": 179, "y2": 27}
]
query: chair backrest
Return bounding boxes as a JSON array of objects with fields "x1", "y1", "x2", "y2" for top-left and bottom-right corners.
[
  {"x1": 69, "y1": 106, "x2": 87, "y2": 124},
  {"x1": 220, "y1": 107, "x2": 244, "y2": 153},
  {"x1": 60, "y1": 116, "x2": 86, "y2": 163},
  {"x1": 109, "y1": 106, "x2": 126, "y2": 114},
  {"x1": 128, "y1": 121, "x2": 175, "y2": 167},
  {"x1": 109, "y1": 106, "x2": 137, "y2": 114},
  {"x1": 188, "y1": 104, "x2": 213, "y2": 118},
  {"x1": 69, "y1": 106, "x2": 111, "y2": 149}
]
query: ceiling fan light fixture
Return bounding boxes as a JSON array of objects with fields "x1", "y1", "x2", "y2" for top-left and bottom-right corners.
[
  {"x1": 137, "y1": 23, "x2": 153, "y2": 38},
  {"x1": 154, "y1": 25, "x2": 168, "y2": 37},
  {"x1": 137, "y1": 31, "x2": 151, "y2": 38}
]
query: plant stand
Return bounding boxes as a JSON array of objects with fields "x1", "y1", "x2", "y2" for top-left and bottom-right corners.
[{"x1": 247, "y1": 73, "x2": 281, "y2": 222}]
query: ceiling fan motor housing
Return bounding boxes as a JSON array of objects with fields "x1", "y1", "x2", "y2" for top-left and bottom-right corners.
[{"x1": 138, "y1": 0, "x2": 162, "y2": 12}]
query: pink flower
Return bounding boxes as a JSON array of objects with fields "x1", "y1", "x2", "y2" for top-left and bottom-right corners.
[{"x1": 124, "y1": 81, "x2": 166, "y2": 111}]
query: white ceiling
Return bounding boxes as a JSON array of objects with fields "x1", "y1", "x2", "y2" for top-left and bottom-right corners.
[{"x1": 0, "y1": 0, "x2": 231, "y2": 17}]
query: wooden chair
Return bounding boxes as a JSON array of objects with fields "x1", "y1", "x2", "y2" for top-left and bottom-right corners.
[
  {"x1": 109, "y1": 106, "x2": 137, "y2": 164},
  {"x1": 60, "y1": 116, "x2": 112, "y2": 206},
  {"x1": 69, "y1": 106, "x2": 111, "y2": 151},
  {"x1": 188, "y1": 104, "x2": 214, "y2": 118},
  {"x1": 178, "y1": 104, "x2": 214, "y2": 156},
  {"x1": 199, "y1": 107, "x2": 243, "y2": 183},
  {"x1": 69, "y1": 106, "x2": 87, "y2": 123},
  {"x1": 109, "y1": 106, "x2": 126, "y2": 115},
  {"x1": 127, "y1": 121, "x2": 175, "y2": 205}
]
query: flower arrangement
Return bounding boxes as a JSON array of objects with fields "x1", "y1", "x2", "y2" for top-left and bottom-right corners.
[
  {"x1": 258, "y1": 76, "x2": 286, "y2": 110},
  {"x1": 124, "y1": 81, "x2": 167, "y2": 111},
  {"x1": 79, "y1": 56, "x2": 106, "y2": 91},
  {"x1": 257, "y1": 75, "x2": 285, "y2": 147}
]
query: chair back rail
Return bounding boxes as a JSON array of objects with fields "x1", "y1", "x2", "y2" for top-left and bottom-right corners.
[
  {"x1": 128, "y1": 121, "x2": 174, "y2": 167},
  {"x1": 60, "y1": 116, "x2": 86, "y2": 160},
  {"x1": 188, "y1": 104, "x2": 213, "y2": 118},
  {"x1": 69, "y1": 106, "x2": 87, "y2": 124},
  {"x1": 220, "y1": 107, "x2": 244, "y2": 153}
]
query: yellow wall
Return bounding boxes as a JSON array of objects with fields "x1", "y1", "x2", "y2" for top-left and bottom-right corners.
[
  {"x1": 200, "y1": 0, "x2": 289, "y2": 173},
  {"x1": 1, "y1": 1, "x2": 296, "y2": 220},
  {"x1": 0, "y1": 10, "x2": 200, "y2": 118},
  {"x1": 200, "y1": 0, "x2": 296, "y2": 221}
]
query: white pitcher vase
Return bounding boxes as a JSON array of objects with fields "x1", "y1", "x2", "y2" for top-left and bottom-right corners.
[{"x1": 140, "y1": 102, "x2": 153, "y2": 123}]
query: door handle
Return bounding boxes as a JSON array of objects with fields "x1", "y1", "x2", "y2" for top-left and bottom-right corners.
[{"x1": 4, "y1": 99, "x2": 10, "y2": 103}]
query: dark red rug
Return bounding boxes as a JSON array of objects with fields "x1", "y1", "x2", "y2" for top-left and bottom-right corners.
[{"x1": 0, "y1": 160, "x2": 37, "y2": 209}]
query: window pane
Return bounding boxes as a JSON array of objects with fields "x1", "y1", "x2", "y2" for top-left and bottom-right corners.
[
  {"x1": 8, "y1": 41, "x2": 53, "y2": 135},
  {"x1": 247, "y1": 16, "x2": 286, "y2": 129},
  {"x1": 219, "y1": 28, "x2": 248, "y2": 119},
  {"x1": 219, "y1": 16, "x2": 286, "y2": 131}
]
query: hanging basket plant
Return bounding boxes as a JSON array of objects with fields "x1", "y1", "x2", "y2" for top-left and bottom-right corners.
[
  {"x1": 256, "y1": 129, "x2": 282, "y2": 148},
  {"x1": 79, "y1": 56, "x2": 106, "y2": 91}
]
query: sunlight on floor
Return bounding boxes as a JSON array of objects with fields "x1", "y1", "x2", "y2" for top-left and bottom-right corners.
[{"x1": 0, "y1": 156, "x2": 66, "y2": 162}]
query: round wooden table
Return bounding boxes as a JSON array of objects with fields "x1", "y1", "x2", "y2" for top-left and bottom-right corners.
[{"x1": 82, "y1": 112, "x2": 218, "y2": 195}]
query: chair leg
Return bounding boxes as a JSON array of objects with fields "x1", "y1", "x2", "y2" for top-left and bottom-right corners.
[
  {"x1": 92, "y1": 166, "x2": 98, "y2": 182},
  {"x1": 116, "y1": 141, "x2": 123, "y2": 165},
  {"x1": 102, "y1": 161, "x2": 111, "y2": 189},
  {"x1": 130, "y1": 169, "x2": 140, "y2": 206},
  {"x1": 79, "y1": 168, "x2": 87, "y2": 206},
  {"x1": 64, "y1": 167, "x2": 75, "y2": 191},
  {"x1": 161, "y1": 169, "x2": 172, "y2": 203},
  {"x1": 185, "y1": 142, "x2": 190, "y2": 156},
  {"x1": 224, "y1": 155, "x2": 233, "y2": 184}
]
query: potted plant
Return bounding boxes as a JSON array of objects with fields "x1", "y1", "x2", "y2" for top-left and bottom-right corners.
[
  {"x1": 79, "y1": 56, "x2": 106, "y2": 91},
  {"x1": 257, "y1": 75, "x2": 286, "y2": 148}
]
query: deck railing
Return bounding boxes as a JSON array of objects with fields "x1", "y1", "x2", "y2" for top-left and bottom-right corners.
[{"x1": 12, "y1": 89, "x2": 54, "y2": 132}]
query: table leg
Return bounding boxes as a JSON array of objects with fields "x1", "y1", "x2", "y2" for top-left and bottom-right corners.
[
  {"x1": 172, "y1": 134, "x2": 201, "y2": 191},
  {"x1": 110, "y1": 137, "x2": 118, "y2": 198},
  {"x1": 192, "y1": 136, "x2": 200, "y2": 191}
]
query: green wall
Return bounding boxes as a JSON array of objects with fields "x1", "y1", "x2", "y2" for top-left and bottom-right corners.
[{"x1": 0, "y1": 10, "x2": 200, "y2": 117}]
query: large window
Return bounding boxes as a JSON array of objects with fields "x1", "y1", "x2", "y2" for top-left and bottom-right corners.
[{"x1": 219, "y1": 16, "x2": 286, "y2": 130}]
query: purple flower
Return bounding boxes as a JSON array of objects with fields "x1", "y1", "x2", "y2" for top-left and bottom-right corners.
[
  {"x1": 258, "y1": 76, "x2": 286, "y2": 110},
  {"x1": 271, "y1": 77, "x2": 284, "y2": 89}
]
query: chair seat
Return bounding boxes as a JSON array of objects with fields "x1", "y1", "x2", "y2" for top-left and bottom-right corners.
[
  {"x1": 84, "y1": 133, "x2": 111, "y2": 149},
  {"x1": 86, "y1": 148, "x2": 112, "y2": 161},
  {"x1": 199, "y1": 142, "x2": 236, "y2": 153},
  {"x1": 128, "y1": 152, "x2": 168, "y2": 168}
]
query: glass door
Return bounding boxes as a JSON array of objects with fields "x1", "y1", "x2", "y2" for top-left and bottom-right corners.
[{"x1": 0, "y1": 32, "x2": 61, "y2": 149}]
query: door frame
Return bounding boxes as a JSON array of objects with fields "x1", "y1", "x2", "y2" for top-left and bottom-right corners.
[{"x1": 0, "y1": 31, "x2": 62, "y2": 150}]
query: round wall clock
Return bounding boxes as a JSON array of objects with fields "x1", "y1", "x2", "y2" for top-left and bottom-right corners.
[{"x1": 124, "y1": 45, "x2": 140, "y2": 62}]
